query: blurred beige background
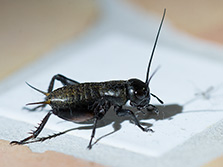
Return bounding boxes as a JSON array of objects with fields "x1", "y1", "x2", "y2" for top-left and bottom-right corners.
[
  {"x1": 128, "y1": 0, "x2": 223, "y2": 44},
  {"x1": 0, "y1": 0, "x2": 98, "y2": 80},
  {"x1": 1, "y1": 0, "x2": 223, "y2": 80}
]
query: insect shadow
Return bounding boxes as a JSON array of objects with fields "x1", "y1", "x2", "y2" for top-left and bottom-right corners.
[
  {"x1": 183, "y1": 84, "x2": 223, "y2": 106},
  {"x1": 38, "y1": 103, "x2": 183, "y2": 147}
]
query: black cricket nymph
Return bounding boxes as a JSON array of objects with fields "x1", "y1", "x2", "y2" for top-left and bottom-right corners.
[{"x1": 10, "y1": 9, "x2": 166, "y2": 149}]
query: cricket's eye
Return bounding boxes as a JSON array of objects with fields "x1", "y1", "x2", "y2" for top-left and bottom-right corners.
[{"x1": 134, "y1": 87, "x2": 147, "y2": 99}]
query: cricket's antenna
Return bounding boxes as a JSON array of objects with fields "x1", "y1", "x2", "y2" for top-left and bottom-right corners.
[{"x1": 145, "y1": 8, "x2": 166, "y2": 86}]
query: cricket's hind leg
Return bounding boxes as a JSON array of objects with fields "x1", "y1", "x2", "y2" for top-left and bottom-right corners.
[
  {"x1": 47, "y1": 74, "x2": 80, "y2": 92},
  {"x1": 10, "y1": 110, "x2": 52, "y2": 145}
]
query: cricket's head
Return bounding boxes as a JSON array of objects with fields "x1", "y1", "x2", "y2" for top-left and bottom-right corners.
[
  {"x1": 127, "y1": 78, "x2": 150, "y2": 108},
  {"x1": 127, "y1": 9, "x2": 166, "y2": 109}
]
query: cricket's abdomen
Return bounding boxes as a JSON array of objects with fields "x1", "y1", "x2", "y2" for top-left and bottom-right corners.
[{"x1": 47, "y1": 81, "x2": 128, "y2": 122}]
